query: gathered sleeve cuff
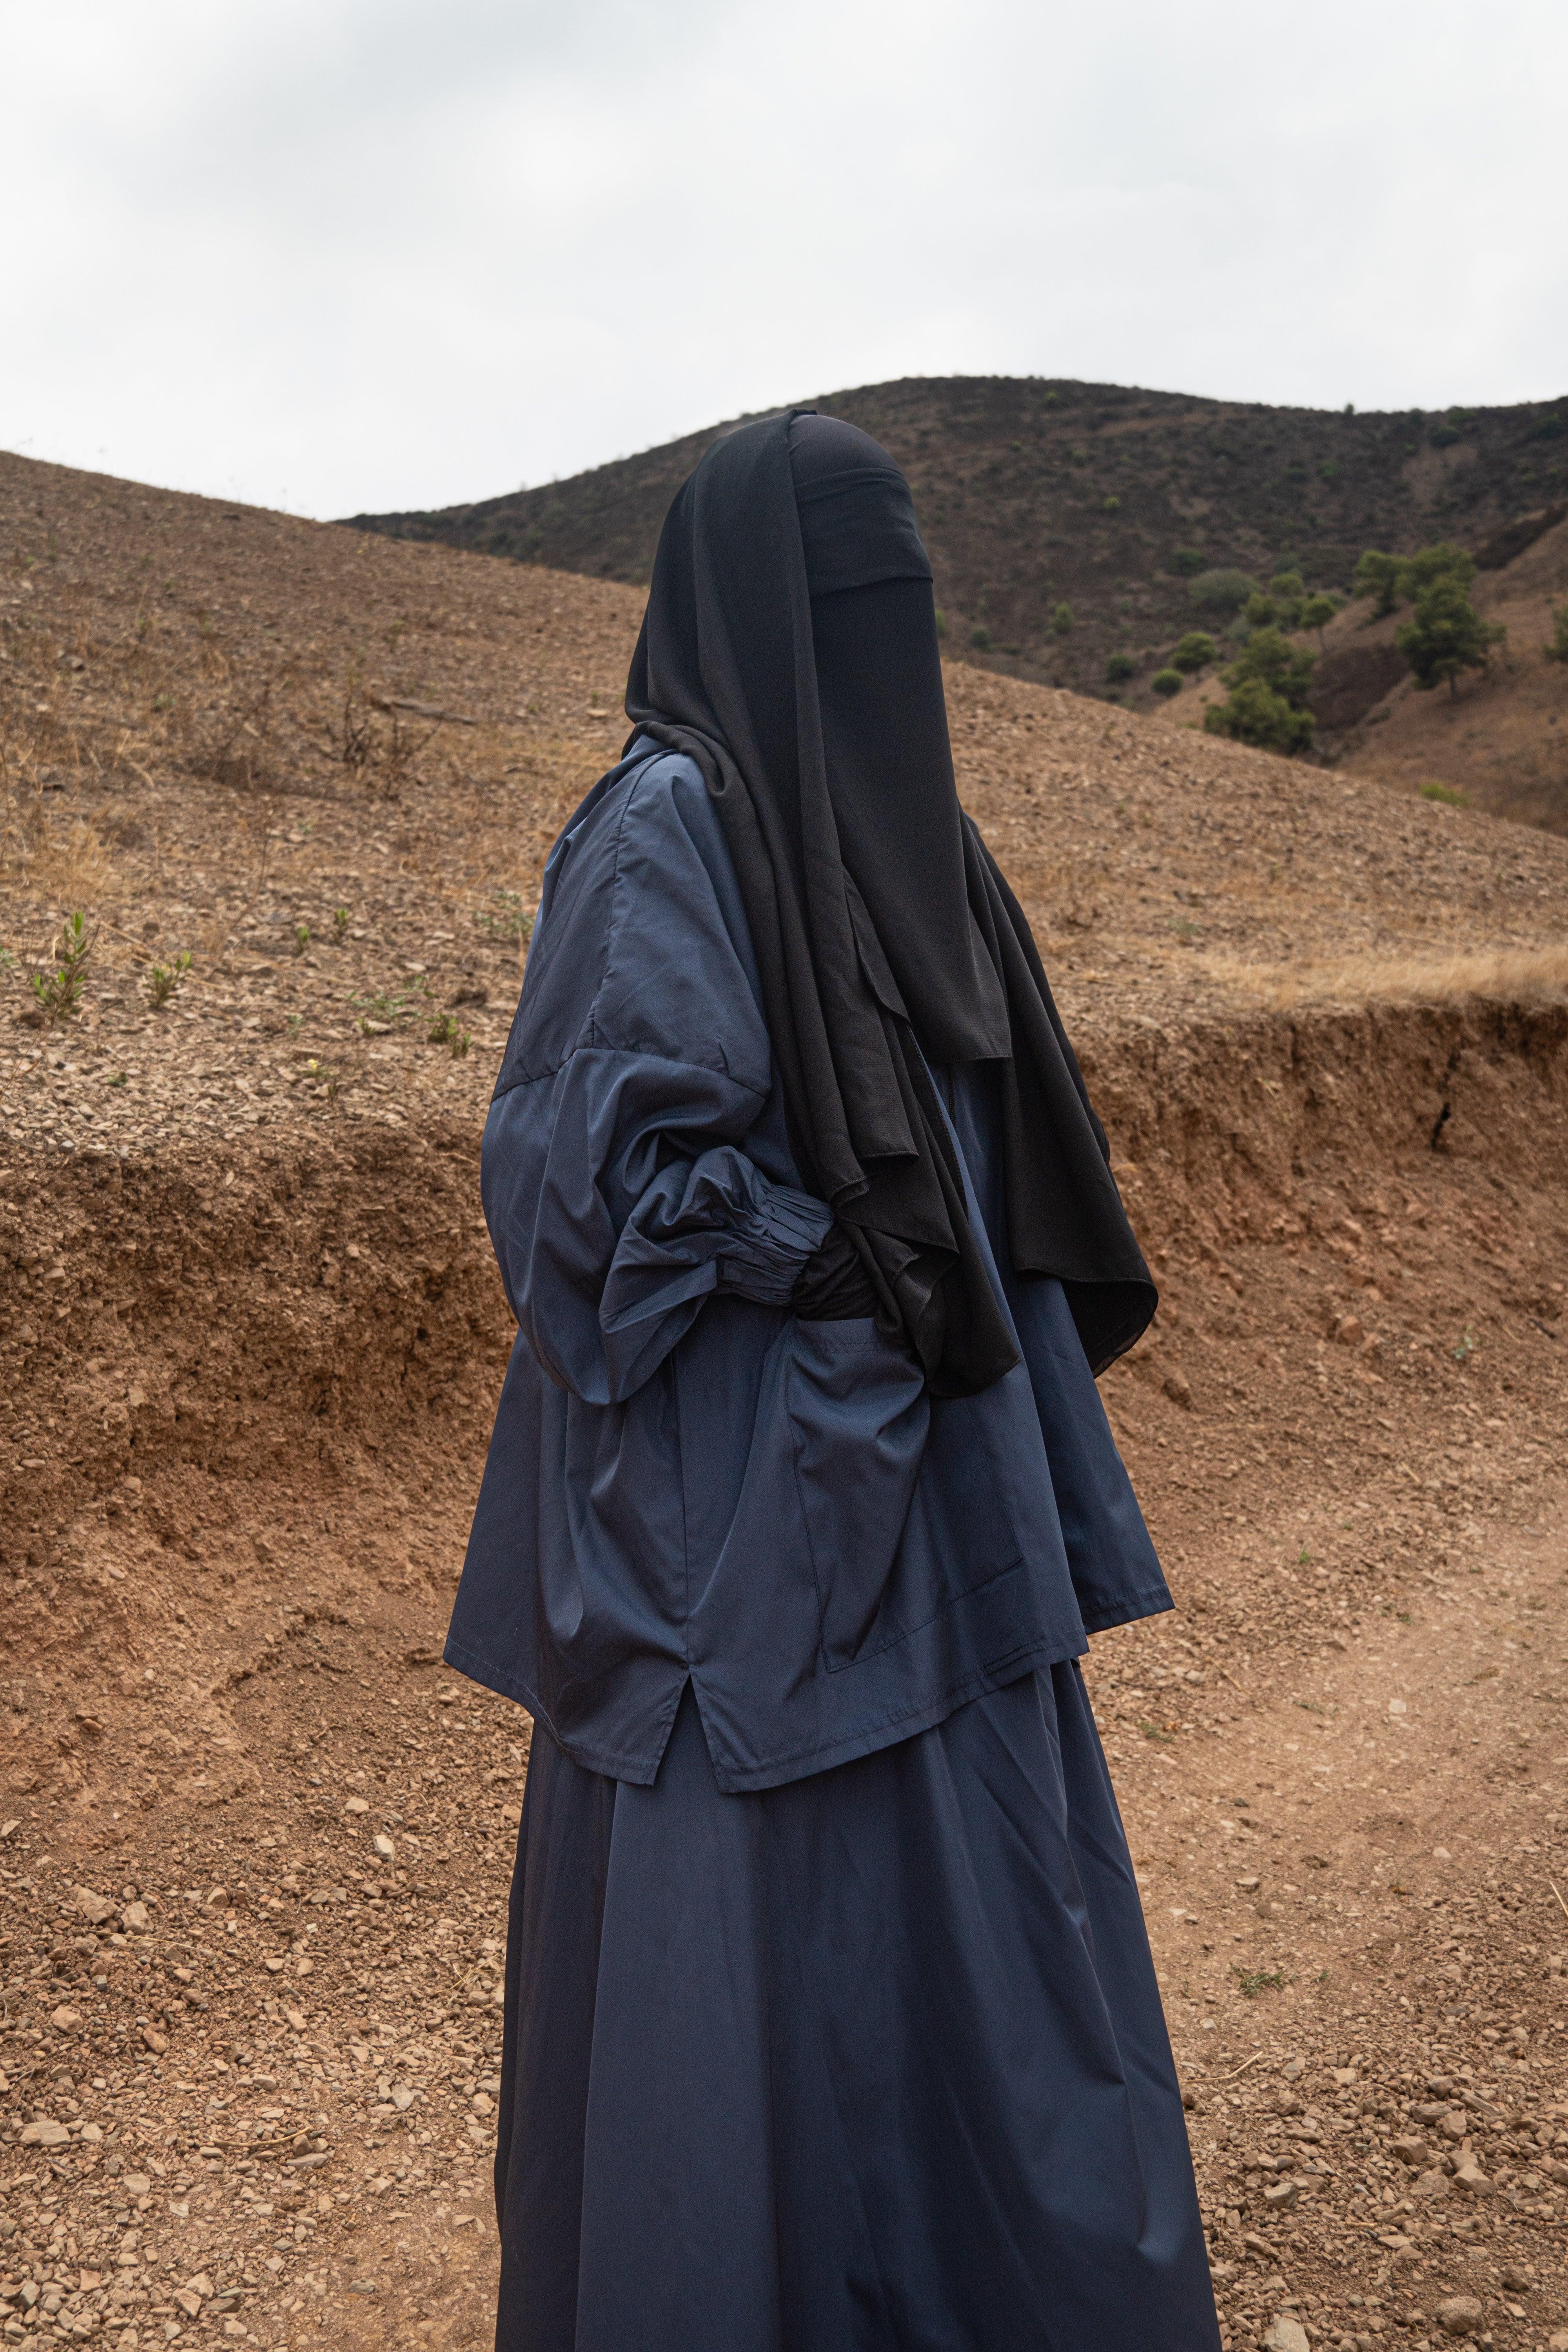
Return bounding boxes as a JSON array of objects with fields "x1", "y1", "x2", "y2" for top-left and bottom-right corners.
[{"x1": 483, "y1": 1046, "x2": 831, "y2": 1408}]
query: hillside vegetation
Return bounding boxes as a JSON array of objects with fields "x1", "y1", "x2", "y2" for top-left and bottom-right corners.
[{"x1": 348, "y1": 374, "x2": 1561, "y2": 739}]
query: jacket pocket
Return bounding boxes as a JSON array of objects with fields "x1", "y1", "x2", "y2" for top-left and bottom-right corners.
[{"x1": 788, "y1": 1318, "x2": 1023, "y2": 1672}]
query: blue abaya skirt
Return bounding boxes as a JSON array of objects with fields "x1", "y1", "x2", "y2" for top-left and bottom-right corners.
[{"x1": 493, "y1": 1663, "x2": 1221, "y2": 2352}]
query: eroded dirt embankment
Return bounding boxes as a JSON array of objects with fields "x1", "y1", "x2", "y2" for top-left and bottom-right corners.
[{"x1": 4, "y1": 989, "x2": 1564, "y2": 1733}]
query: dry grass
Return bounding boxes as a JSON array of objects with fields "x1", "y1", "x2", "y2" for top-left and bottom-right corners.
[{"x1": 1198, "y1": 940, "x2": 1568, "y2": 1013}]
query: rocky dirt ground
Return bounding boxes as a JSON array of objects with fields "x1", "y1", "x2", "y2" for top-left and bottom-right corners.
[{"x1": 2, "y1": 451, "x2": 1568, "y2": 2352}]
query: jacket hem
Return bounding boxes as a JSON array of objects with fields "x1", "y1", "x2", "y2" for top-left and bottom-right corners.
[
  {"x1": 440, "y1": 1636, "x2": 675, "y2": 1788},
  {"x1": 695, "y1": 1627, "x2": 1087, "y2": 1794},
  {"x1": 1078, "y1": 1583, "x2": 1174, "y2": 1636}
]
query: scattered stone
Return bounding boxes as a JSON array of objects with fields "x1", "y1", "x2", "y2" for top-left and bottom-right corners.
[
  {"x1": 1450, "y1": 2157, "x2": 1492, "y2": 2196},
  {"x1": 1263, "y1": 2318, "x2": 1309, "y2": 2352},
  {"x1": 49, "y1": 2004, "x2": 82, "y2": 2033},
  {"x1": 1391, "y1": 2135, "x2": 1429, "y2": 2168},
  {"x1": 1435, "y1": 2296, "x2": 1484, "y2": 2337},
  {"x1": 345, "y1": 1795, "x2": 370, "y2": 1815},
  {"x1": 1163, "y1": 1371, "x2": 1192, "y2": 1407},
  {"x1": 122, "y1": 1899, "x2": 149, "y2": 1930},
  {"x1": 73, "y1": 1886, "x2": 116, "y2": 1926},
  {"x1": 20, "y1": 2119, "x2": 70, "y2": 2148},
  {"x1": 142, "y1": 2025, "x2": 169, "y2": 2054},
  {"x1": 373, "y1": 1832, "x2": 396, "y2": 1862},
  {"x1": 1262, "y1": 2178, "x2": 1298, "y2": 2209}
]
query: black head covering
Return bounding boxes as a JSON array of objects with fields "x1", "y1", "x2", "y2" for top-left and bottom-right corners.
[{"x1": 624, "y1": 408, "x2": 1154, "y2": 1396}]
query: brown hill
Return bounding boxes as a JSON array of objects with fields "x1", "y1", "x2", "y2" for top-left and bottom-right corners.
[
  {"x1": 344, "y1": 372, "x2": 1568, "y2": 711},
  {"x1": 4, "y1": 449, "x2": 1568, "y2": 2352}
]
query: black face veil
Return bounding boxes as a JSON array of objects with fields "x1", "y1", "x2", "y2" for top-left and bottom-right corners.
[{"x1": 624, "y1": 409, "x2": 1155, "y2": 1397}]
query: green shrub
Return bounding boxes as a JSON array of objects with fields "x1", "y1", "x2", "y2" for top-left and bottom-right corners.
[
  {"x1": 1203, "y1": 677, "x2": 1314, "y2": 753},
  {"x1": 1201, "y1": 627, "x2": 1317, "y2": 754},
  {"x1": 1245, "y1": 592, "x2": 1278, "y2": 629},
  {"x1": 969, "y1": 624, "x2": 993, "y2": 651},
  {"x1": 1170, "y1": 632, "x2": 1215, "y2": 673},
  {"x1": 1399, "y1": 541, "x2": 1475, "y2": 599},
  {"x1": 1429, "y1": 423, "x2": 1460, "y2": 448},
  {"x1": 1420, "y1": 780, "x2": 1470, "y2": 806},
  {"x1": 1171, "y1": 548, "x2": 1206, "y2": 577},
  {"x1": 1051, "y1": 602, "x2": 1073, "y2": 635},
  {"x1": 1396, "y1": 575, "x2": 1504, "y2": 697},
  {"x1": 1544, "y1": 603, "x2": 1568, "y2": 664},
  {"x1": 1105, "y1": 652, "x2": 1136, "y2": 682},
  {"x1": 1151, "y1": 669, "x2": 1183, "y2": 699},
  {"x1": 1354, "y1": 550, "x2": 1403, "y2": 616},
  {"x1": 1299, "y1": 593, "x2": 1337, "y2": 644},
  {"x1": 1102, "y1": 495, "x2": 1121, "y2": 513},
  {"x1": 1189, "y1": 569, "x2": 1255, "y2": 617},
  {"x1": 933, "y1": 608, "x2": 947, "y2": 638}
]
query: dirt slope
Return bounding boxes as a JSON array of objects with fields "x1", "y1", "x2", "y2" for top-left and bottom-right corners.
[{"x1": 4, "y1": 450, "x2": 1568, "y2": 2352}]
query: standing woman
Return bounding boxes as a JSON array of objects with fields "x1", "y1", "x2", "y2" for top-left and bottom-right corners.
[{"x1": 447, "y1": 412, "x2": 1222, "y2": 2352}]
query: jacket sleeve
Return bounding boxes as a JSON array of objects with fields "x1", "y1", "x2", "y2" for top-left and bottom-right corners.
[
  {"x1": 480, "y1": 757, "x2": 833, "y2": 1406},
  {"x1": 481, "y1": 1054, "x2": 831, "y2": 1405}
]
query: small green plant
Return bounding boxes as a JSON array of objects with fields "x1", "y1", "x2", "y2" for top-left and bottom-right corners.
[
  {"x1": 352, "y1": 980, "x2": 428, "y2": 1034},
  {"x1": 1170, "y1": 632, "x2": 1215, "y2": 673},
  {"x1": 933, "y1": 608, "x2": 947, "y2": 638},
  {"x1": 1170, "y1": 548, "x2": 1206, "y2": 577},
  {"x1": 477, "y1": 891, "x2": 535, "y2": 948},
  {"x1": 1102, "y1": 495, "x2": 1120, "y2": 514},
  {"x1": 301, "y1": 1056, "x2": 339, "y2": 1101},
  {"x1": 1138, "y1": 1719, "x2": 1173, "y2": 1744},
  {"x1": 1105, "y1": 652, "x2": 1137, "y2": 682},
  {"x1": 969, "y1": 624, "x2": 993, "y2": 651},
  {"x1": 146, "y1": 950, "x2": 193, "y2": 1007},
  {"x1": 286, "y1": 1013, "x2": 303, "y2": 1036},
  {"x1": 1234, "y1": 1967, "x2": 1287, "y2": 1999},
  {"x1": 28, "y1": 911, "x2": 91, "y2": 1023},
  {"x1": 293, "y1": 922, "x2": 311, "y2": 957},
  {"x1": 1420, "y1": 780, "x2": 1470, "y2": 806},
  {"x1": 1151, "y1": 669, "x2": 1183, "y2": 699},
  {"x1": 333, "y1": 906, "x2": 351, "y2": 941},
  {"x1": 107, "y1": 1071, "x2": 127, "y2": 1089},
  {"x1": 1051, "y1": 601, "x2": 1073, "y2": 636},
  {"x1": 1544, "y1": 604, "x2": 1568, "y2": 664},
  {"x1": 1453, "y1": 1325, "x2": 1477, "y2": 1362},
  {"x1": 428, "y1": 1011, "x2": 472, "y2": 1057}
]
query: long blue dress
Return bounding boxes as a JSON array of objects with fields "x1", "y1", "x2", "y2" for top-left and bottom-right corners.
[{"x1": 449, "y1": 742, "x2": 1221, "y2": 2352}]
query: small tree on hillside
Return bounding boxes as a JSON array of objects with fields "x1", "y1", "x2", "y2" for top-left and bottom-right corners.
[
  {"x1": 1202, "y1": 627, "x2": 1316, "y2": 755},
  {"x1": 1354, "y1": 550, "x2": 1403, "y2": 617},
  {"x1": 1051, "y1": 601, "x2": 1073, "y2": 635},
  {"x1": 1544, "y1": 604, "x2": 1568, "y2": 665},
  {"x1": 1397, "y1": 541, "x2": 1475, "y2": 601},
  {"x1": 1171, "y1": 632, "x2": 1216, "y2": 673},
  {"x1": 1396, "y1": 576, "x2": 1505, "y2": 697},
  {"x1": 1299, "y1": 593, "x2": 1337, "y2": 647},
  {"x1": 1268, "y1": 571, "x2": 1306, "y2": 628}
]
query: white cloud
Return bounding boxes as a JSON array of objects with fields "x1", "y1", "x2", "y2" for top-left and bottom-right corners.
[{"x1": 2, "y1": 0, "x2": 1563, "y2": 517}]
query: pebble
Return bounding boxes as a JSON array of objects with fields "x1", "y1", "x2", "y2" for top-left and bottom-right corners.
[
  {"x1": 73, "y1": 1885, "x2": 116, "y2": 1926},
  {"x1": 1263, "y1": 2318, "x2": 1309, "y2": 2352},
  {"x1": 373, "y1": 1832, "x2": 396, "y2": 1861},
  {"x1": 1435, "y1": 2297, "x2": 1483, "y2": 2338},
  {"x1": 345, "y1": 1795, "x2": 370, "y2": 1815}
]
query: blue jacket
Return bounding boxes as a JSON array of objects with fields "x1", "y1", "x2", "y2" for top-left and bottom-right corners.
[{"x1": 446, "y1": 742, "x2": 1169, "y2": 1791}]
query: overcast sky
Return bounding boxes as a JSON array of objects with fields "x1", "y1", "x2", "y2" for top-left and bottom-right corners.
[{"x1": 4, "y1": 0, "x2": 1564, "y2": 520}]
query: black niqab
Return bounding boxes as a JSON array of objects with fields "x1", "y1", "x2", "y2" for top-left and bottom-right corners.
[{"x1": 624, "y1": 409, "x2": 1154, "y2": 1396}]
